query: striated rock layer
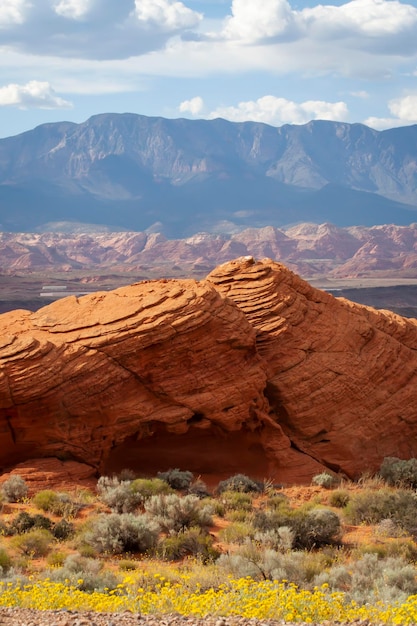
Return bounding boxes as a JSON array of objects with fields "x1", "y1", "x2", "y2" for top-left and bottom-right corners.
[{"x1": 1, "y1": 257, "x2": 417, "y2": 483}]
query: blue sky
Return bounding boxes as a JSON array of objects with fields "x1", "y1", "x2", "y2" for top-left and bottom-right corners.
[{"x1": 1, "y1": 0, "x2": 417, "y2": 138}]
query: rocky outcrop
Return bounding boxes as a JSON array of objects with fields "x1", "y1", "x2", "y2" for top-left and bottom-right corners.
[{"x1": 1, "y1": 257, "x2": 417, "y2": 483}]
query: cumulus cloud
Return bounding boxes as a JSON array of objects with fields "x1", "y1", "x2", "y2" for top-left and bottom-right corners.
[
  {"x1": 222, "y1": 0, "x2": 298, "y2": 42},
  {"x1": 365, "y1": 94, "x2": 417, "y2": 129},
  {"x1": 179, "y1": 96, "x2": 204, "y2": 115},
  {"x1": 219, "y1": 0, "x2": 417, "y2": 54},
  {"x1": 206, "y1": 95, "x2": 348, "y2": 125},
  {"x1": 0, "y1": 0, "x2": 202, "y2": 60},
  {"x1": 0, "y1": 80, "x2": 73, "y2": 109}
]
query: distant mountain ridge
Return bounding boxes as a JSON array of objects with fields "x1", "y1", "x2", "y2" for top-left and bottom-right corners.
[
  {"x1": 2, "y1": 222, "x2": 417, "y2": 280},
  {"x1": 1, "y1": 114, "x2": 417, "y2": 236}
]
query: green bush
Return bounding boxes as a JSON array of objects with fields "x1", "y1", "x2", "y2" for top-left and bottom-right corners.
[
  {"x1": 32, "y1": 490, "x2": 79, "y2": 517},
  {"x1": 11, "y1": 528, "x2": 54, "y2": 557},
  {"x1": 157, "y1": 527, "x2": 219, "y2": 562},
  {"x1": 253, "y1": 504, "x2": 341, "y2": 549},
  {"x1": 130, "y1": 478, "x2": 173, "y2": 499},
  {"x1": 7, "y1": 511, "x2": 36, "y2": 535},
  {"x1": 329, "y1": 489, "x2": 350, "y2": 508},
  {"x1": 380, "y1": 457, "x2": 417, "y2": 488},
  {"x1": 157, "y1": 469, "x2": 194, "y2": 490},
  {"x1": 344, "y1": 488, "x2": 417, "y2": 533},
  {"x1": 312, "y1": 472, "x2": 338, "y2": 489},
  {"x1": 144, "y1": 494, "x2": 212, "y2": 533},
  {"x1": 83, "y1": 513, "x2": 158, "y2": 554},
  {"x1": 217, "y1": 474, "x2": 262, "y2": 494},
  {"x1": 187, "y1": 479, "x2": 210, "y2": 499},
  {"x1": 1, "y1": 475, "x2": 28, "y2": 502},
  {"x1": 52, "y1": 519, "x2": 75, "y2": 540},
  {"x1": 47, "y1": 551, "x2": 66, "y2": 567},
  {"x1": 218, "y1": 521, "x2": 255, "y2": 545},
  {"x1": 220, "y1": 490, "x2": 254, "y2": 513}
]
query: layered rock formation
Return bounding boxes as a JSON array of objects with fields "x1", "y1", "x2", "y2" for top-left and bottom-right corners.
[{"x1": 1, "y1": 257, "x2": 417, "y2": 484}]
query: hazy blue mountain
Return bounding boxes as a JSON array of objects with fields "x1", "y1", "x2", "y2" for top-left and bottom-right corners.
[{"x1": 1, "y1": 113, "x2": 416, "y2": 236}]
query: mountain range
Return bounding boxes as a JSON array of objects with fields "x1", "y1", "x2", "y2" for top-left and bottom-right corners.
[
  {"x1": 2, "y1": 223, "x2": 417, "y2": 280},
  {"x1": 1, "y1": 114, "x2": 417, "y2": 237}
]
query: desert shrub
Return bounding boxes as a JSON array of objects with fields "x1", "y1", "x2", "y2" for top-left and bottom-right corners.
[
  {"x1": 302, "y1": 508, "x2": 342, "y2": 547},
  {"x1": 220, "y1": 490, "x2": 253, "y2": 512},
  {"x1": 11, "y1": 528, "x2": 54, "y2": 557},
  {"x1": 157, "y1": 469, "x2": 194, "y2": 490},
  {"x1": 97, "y1": 481, "x2": 142, "y2": 514},
  {"x1": 218, "y1": 521, "x2": 256, "y2": 545},
  {"x1": 217, "y1": 541, "x2": 327, "y2": 584},
  {"x1": 217, "y1": 474, "x2": 262, "y2": 494},
  {"x1": 144, "y1": 494, "x2": 212, "y2": 533},
  {"x1": 48, "y1": 553, "x2": 118, "y2": 592},
  {"x1": 1, "y1": 475, "x2": 28, "y2": 502},
  {"x1": 380, "y1": 456, "x2": 417, "y2": 488},
  {"x1": 344, "y1": 488, "x2": 417, "y2": 533},
  {"x1": 118, "y1": 559, "x2": 137, "y2": 571},
  {"x1": 118, "y1": 469, "x2": 137, "y2": 481},
  {"x1": 31, "y1": 514, "x2": 53, "y2": 531},
  {"x1": 316, "y1": 553, "x2": 417, "y2": 605},
  {"x1": 32, "y1": 490, "x2": 80, "y2": 517},
  {"x1": 46, "y1": 551, "x2": 66, "y2": 567},
  {"x1": 52, "y1": 519, "x2": 75, "y2": 540},
  {"x1": 83, "y1": 513, "x2": 158, "y2": 554},
  {"x1": 32, "y1": 490, "x2": 60, "y2": 512},
  {"x1": 7, "y1": 512, "x2": 36, "y2": 535},
  {"x1": 225, "y1": 509, "x2": 252, "y2": 523},
  {"x1": 253, "y1": 504, "x2": 341, "y2": 549},
  {"x1": 375, "y1": 518, "x2": 405, "y2": 538},
  {"x1": 353, "y1": 538, "x2": 417, "y2": 562},
  {"x1": 254, "y1": 526, "x2": 295, "y2": 551},
  {"x1": 312, "y1": 472, "x2": 338, "y2": 489},
  {"x1": 130, "y1": 478, "x2": 173, "y2": 499},
  {"x1": 329, "y1": 489, "x2": 350, "y2": 508},
  {"x1": 0, "y1": 548, "x2": 12, "y2": 573},
  {"x1": 187, "y1": 479, "x2": 210, "y2": 499},
  {"x1": 157, "y1": 527, "x2": 219, "y2": 562},
  {"x1": 263, "y1": 493, "x2": 289, "y2": 509}
]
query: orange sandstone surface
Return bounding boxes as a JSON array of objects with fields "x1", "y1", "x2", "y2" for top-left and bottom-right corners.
[{"x1": 1, "y1": 257, "x2": 417, "y2": 485}]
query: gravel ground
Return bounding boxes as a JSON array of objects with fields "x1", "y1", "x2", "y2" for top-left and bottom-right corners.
[{"x1": 0, "y1": 610, "x2": 383, "y2": 626}]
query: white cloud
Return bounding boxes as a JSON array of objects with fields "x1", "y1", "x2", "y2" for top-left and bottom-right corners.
[
  {"x1": 207, "y1": 95, "x2": 349, "y2": 125},
  {"x1": 219, "y1": 0, "x2": 417, "y2": 55},
  {"x1": 179, "y1": 95, "x2": 204, "y2": 115},
  {"x1": 222, "y1": 0, "x2": 298, "y2": 42},
  {"x1": 134, "y1": 0, "x2": 200, "y2": 30},
  {"x1": 0, "y1": 80, "x2": 73, "y2": 108},
  {"x1": 364, "y1": 94, "x2": 417, "y2": 129},
  {"x1": 0, "y1": 0, "x2": 31, "y2": 26},
  {"x1": 0, "y1": 0, "x2": 202, "y2": 59},
  {"x1": 389, "y1": 94, "x2": 417, "y2": 122},
  {"x1": 53, "y1": 0, "x2": 94, "y2": 20}
]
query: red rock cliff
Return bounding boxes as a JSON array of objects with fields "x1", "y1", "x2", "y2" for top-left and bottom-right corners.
[{"x1": 1, "y1": 257, "x2": 417, "y2": 483}]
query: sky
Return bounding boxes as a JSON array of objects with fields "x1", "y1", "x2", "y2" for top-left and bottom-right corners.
[{"x1": 0, "y1": 0, "x2": 417, "y2": 138}]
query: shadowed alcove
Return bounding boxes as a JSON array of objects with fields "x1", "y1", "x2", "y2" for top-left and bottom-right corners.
[{"x1": 103, "y1": 421, "x2": 270, "y2": 484}]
